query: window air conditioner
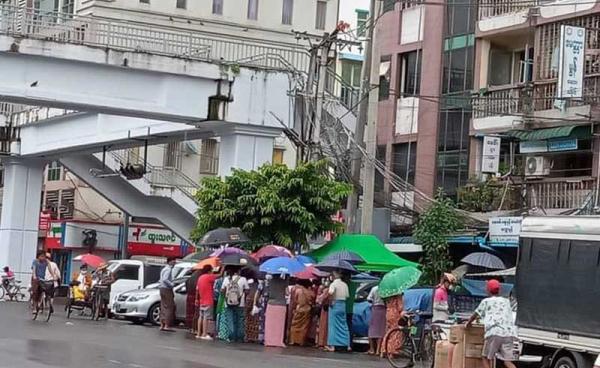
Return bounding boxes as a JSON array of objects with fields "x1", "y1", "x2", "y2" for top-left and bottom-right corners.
[{"x1": 525, "y1": 156, "x2": 550, "y2": 177}]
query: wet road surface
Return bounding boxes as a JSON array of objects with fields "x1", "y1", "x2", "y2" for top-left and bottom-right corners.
[{"x1": 0, "y1": 301, "x2": 387, "y2": 368}]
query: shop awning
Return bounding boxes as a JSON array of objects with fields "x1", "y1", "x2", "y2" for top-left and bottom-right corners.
[{"x1": 506, "y1": 125, "x2": 591, "y2": 141}]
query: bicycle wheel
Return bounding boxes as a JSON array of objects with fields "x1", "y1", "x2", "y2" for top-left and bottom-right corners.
[
  {"x1": 45, "y1": 295, "x2": 53, "y2": 322},
  {"x1": 0, "y1": 286, "x2": 5, "y2": 300},
  {"x1": 421, "y1": 330, "x2": 436, "y2": 368},
  {"x1": 19, "y1": 288, "x2": 30, "y2": 302},
  {"x1": 385, "y1": 328, "x2": 415, "y2": 368}
]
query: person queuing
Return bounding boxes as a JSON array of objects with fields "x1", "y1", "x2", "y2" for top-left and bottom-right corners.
[
  {"x1": 196, "y1": 265, "x2": 220, "y2": 340},
  {"x1": 366, "y1": 285, "x2": 386, "y2": 356},
  {"x1": 220, "y1": 267, "x2": 249, "y2": 342},
  {"x1": 158, "y1": 256, "x2": 177, "y2": 332},
  {"x1": 315, "y1": 279, "x2": 330, "y2": 349},
  {"x1": 186, "y1": 269, "x2": 203, "y2": 334},
  {"x1": 380, "y1": 292, "x2": 405, "y2": 358},
  {"x1": 325, "y1": 271, "x2": 350, "y2": 352},
  {"x1": 288, "y1": 279, "x2": 315, "y2": 346},
  {"x1": 264, "y1": 274, "x2": 288, "y2": 347},
  {"x1": 467, "y1": 279, "x2": 518, "y2": 368}
]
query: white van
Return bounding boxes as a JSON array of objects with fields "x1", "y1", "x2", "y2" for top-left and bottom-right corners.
[{"x1": 106, "y1": 257, "x2": 165, "y2": 308}]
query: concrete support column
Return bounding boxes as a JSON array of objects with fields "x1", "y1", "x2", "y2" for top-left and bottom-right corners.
[
  {"x1": 0, "y1": 158, "x2": 45, "y2": 282},
  {"x1": 217, "y1": 124, "x2": 283, "y2": 177}
]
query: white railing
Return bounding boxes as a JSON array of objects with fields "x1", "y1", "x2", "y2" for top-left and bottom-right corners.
[
  {"x1": 0, "y1": 4, "x2": 310, "y2": 71},
  {"x1": 526, "y1": 177, "x2": 595, "y2": 210},
  {"x1": 472, "y1": 85, "x2": 524, "y2": 118}
]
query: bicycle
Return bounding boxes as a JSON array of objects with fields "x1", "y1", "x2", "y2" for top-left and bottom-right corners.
[
  {"x1": 0, "y1": 279, "x2": 28, "y2": 302},
  {"x1": 90, "y1": 285, "x2": 110, "y2": 321},
  {"x1": 384, "y1": 312, "x2": 447, "y2": 368},
  {"x1": 32, "y1": 280, "x2": 54, "y2": 322}
]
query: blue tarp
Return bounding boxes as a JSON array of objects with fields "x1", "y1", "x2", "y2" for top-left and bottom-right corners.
[
  {"x1": 352, "y1": 301, "x2": 371, "y2": 337},
  {"x1": 461, "y1": 279, "x2": 513, "y2": 297},
  {"x1": 404, "y1": 288, "x2": 434, "y2": 314}
]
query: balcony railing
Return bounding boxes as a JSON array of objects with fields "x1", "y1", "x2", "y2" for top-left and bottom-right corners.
[
  {"x1": 525, "y1": 177, "x2": 595, "y2": 210},
  {"x1": 534, "y1": 75, "x2": 600, "y2": 111},
  {"x1": 478, "y1": 0, "x2": 537, "y2": 20},
  {"x1": 472, "y1": 85, "x2": 525, "y2": 119}
]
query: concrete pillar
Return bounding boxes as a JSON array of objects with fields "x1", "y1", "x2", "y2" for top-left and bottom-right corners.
[
  {"x1": 0, "y1": 158, "x2": 45, "y2": 282},
  {"x1": 217, "y1": 124, "x2": 283, "y2": 177}
]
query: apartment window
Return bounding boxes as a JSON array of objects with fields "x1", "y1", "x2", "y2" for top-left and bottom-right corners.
[
  {"x1": 139, "y1": 0, "x2": 149, "y2": 3},
  {"x1": 392, "y1": 143, "x2": 417, "y2": 185},
  {"x1": 273, "y1": 148, "x2": 285, "y2": 165},
  {"x1": 62, "y1": 0, "x2": 75, "y2": 14},
  {"x1": 47, "y1": 161, "x2": 62, "y2": 181},
  {"x1": 488, "y1": 46, "x2": 533, "y2": 87},
  {"x1": 282, "y1": 0, "x2": 293, "y2": 25},
  {"x1": 383, "y1": 0, "x2": 396, "y2": 13},
  {"x1": 247, "y1": 0, "x2": 258, "y2": 20},
  {"x1": 356, "y1": 10, "x2": 368, "y2": 38},
  {"x1": 315, "y1": 1, "x2": 327, "y2": 30},
  {"x1": 176, "y1": 0, "x2": 186, "y2": 9},
  {"x1": 442, "y1": 45, "x2": 474, "y2": 94},
  {"x1": 379, "y1": 56, "x2": 392, "y2": 101},
  {"x1": 436, "y1": 108, "x2": 470, "y2": 196},
  {"x1": 400, "y1": 51, "x2": 421, "y2": 97},
  {"x1": 212, "y1": 0, "x2": 223, "y2": 15},
  {"x1": 199, "y1": 139, "x2": 219, "y2": 175},
  {"x1": 164, "y1": 142, "x2": 182, "y2": 169}
]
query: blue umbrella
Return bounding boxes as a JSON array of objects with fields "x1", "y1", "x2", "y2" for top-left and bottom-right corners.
[
  {"x1": 259, "y1": 256, "x2": 306, "y2": 275},
  {"x1": 323, "y1": 250, "x2": 364, "y2": 264},
  {"x1": 351, "y1": 272, "x2": 380, "y2": 282},
  {"x1": 296, "y1": 255, "x2": 316, "y2": 265},
  {"x1": 315, "y1": 259, "x2": 358, "y2": 274}
]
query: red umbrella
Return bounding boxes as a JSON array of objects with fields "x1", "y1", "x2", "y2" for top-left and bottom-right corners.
[
  {"x1": 294, "y1": 265, "x2": 329, "y2": 280},
  {"x1": 253, "y1": 245, "x2": 292, "y2": 262},
  {"x1": 73, "y1": 253, "x2": 106, "y2": 268}
]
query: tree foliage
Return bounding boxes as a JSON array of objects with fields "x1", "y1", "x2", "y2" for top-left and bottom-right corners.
[
  {"x1": 190, "y1": 160, "x2": 352, "y2": 247},
  {"x1": 414, "y1": 189, "x2": 464, "y2": 285}
]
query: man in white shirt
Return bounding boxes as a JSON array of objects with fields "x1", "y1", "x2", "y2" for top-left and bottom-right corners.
[
  {"x1": 221, "y1": 268, "x2": 249, "y2": 342},
  {"x1": 45, "y1": 252, "x2": 61, "y2": 288}
]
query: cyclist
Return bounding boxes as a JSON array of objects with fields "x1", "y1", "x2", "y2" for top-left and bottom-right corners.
[
  {"x1": 2, "y1": 266, "x2": 15, "y2": 288},
  {"x1": 31, "y1": 251, "x2": 50, "y2": 316},
  {"x1": 93, "y1": 263, "x2": 114, "y2": 318}
]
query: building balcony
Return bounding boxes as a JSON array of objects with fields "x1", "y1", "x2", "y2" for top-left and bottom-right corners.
[
  {"x1": 523, "y1": 176, "x2": 596, "y2": 211},
  {"x1": 472, "y1": 85, "x2": 526, "y2": 131}
]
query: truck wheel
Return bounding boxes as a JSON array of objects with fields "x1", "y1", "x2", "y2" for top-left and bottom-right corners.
[
  {"x1": 148, "y1": 303, "x2": 161, "y2": 326},
  {"x1": 554, "y1": 356, "x2": 577, "y2": 368}
]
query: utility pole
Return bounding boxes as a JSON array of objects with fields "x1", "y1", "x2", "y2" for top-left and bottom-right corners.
[
  {"x1": 312, "y1": 32, "x2": 331, "y2": 159},
  {"x1": 360, "y1": 0, "x2": 381, "y2": 234},
  {"x1": 346, "y1": 0, "x2": 378, "y2": 233},
  {"x1": 121, "y1": 212, "x2": 129, "y2": 259}
]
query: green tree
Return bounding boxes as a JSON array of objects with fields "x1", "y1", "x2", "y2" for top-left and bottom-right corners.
[
  {"x1": 190, "y1": 160, "x2": 352, "y2": 247},
  {"x1": 414, "y1": 189, "x2": 463, "y2": 285}
]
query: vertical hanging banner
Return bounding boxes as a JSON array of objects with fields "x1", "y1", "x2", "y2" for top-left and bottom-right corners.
[
  {"x1": 482, "y1": 136, "x2": 501, "y2": 174},
  {"x1": 555, "y1": 25, "x2": 586, "y2": 110}
]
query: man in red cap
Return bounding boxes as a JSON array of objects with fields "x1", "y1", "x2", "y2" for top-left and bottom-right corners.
[{"x1": 467, "y1": 279, "x2": 518, "y2": 368}]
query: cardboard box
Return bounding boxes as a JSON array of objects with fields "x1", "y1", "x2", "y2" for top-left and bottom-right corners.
[
  {"x1": 449, "y1": 325, "x2": 465, "y2": 344},
  {"x1": 465, "y1": 343, "x2": 484, "y2": 358},
  {"x1": 464, "y1": 357, "x2": 483, "y2": 368},
  {"x1": 464, "y1": 325, "x2": 485, "y2": 345},
  {"x1": 435, "y1": 341, "x2": 451, "y2": 368},
  {"x1": 451, "y1": 342, "x2": 464, "y2": 368}
]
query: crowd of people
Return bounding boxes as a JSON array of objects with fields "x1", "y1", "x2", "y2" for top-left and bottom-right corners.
[{"x1": 157, "y1": 258, "x2": 372, "y2": 352}]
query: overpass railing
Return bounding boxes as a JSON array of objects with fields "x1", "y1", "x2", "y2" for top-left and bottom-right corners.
[{"x1": 0, "y1": 4, "x2": 310, "y2": 71}]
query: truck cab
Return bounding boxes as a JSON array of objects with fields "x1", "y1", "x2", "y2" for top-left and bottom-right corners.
[
  {"x1": 516, "y1": 216, "x2": 600, "y2": 368},
  {"x1": 106, "y1": 257, "x2": 165, "y2": 308}
]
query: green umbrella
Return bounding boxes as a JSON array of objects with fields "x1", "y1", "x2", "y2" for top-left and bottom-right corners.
[{"x1": 379, "y1": 266, "x2": 422, "y2": 299}]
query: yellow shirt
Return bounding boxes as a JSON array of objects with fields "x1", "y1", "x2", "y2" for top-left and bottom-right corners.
[{"x1": 72, "y1": 287, "x2": 86, "y2": 301}]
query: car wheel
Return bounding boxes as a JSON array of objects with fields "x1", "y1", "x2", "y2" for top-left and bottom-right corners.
[
  {"x1": 148, "y1": 303, "x2": 161, "y2": 326},
  {"x1": 554, "y1": 357, "x2": 577, "y2": 368}
]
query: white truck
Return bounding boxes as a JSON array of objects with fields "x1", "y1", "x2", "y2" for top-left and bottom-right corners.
[{"x1": 517, "y1": 216, "x2": 600, "y2": 368}]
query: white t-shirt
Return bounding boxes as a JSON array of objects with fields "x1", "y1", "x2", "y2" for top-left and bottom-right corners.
[
  {"x1": 45, "y1": 261, "x2": 61, "y2": 286},
  {"x1": 328, "y1": 278, "x2": 349, "y2": 300},
  {"x1": 221, "y1": 275, "x2": 250, "y2": 307}
]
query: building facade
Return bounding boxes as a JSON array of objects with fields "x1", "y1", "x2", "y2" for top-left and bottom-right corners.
[{"x1": 376, "y1": 0, "x2": 599, "y2": 218}]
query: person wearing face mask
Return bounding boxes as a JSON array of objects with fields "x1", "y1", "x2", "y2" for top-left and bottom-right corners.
[
  {"x1": 73, "y1": 264, "x2": 92, "y2": 298},
  {"x1": 433, "y1": 273, "x2": 456, "y2": 322}
]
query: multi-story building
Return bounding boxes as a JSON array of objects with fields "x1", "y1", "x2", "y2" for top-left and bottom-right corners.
[
  {"x1": 376, "y1": 0, "x2": 599, "y2": 220},
  {"x1": 471, "y1": 0, "x2": 600, "y2": 213}
]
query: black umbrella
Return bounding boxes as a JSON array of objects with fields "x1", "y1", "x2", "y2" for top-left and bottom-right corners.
[
  {"x1": 315, "y1": 259, "x2": 359, "y2": 274},
  {"x1": 182, "y1": 249, "x2": 213, "y2": 262},
  {"x1": 199, "y1": 227, "x2": 250, "y2": 247},
  {"x1": 323, "y1": 250, "x2": 364, "y2": 264},
  {"x1": 220, "y1": 253, "x2": 257, "y2": 267},
  {"x1": 461, "y1": 252, "x2": 505, "y2": 270}
]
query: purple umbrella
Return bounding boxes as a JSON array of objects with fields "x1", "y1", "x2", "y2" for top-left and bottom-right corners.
[
  {"x1": 253, "y1": 245, "x2": 292, "y2": 261},
  {"x1": 211, "y1": 247, "x2": 248, "y2": 258}
]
